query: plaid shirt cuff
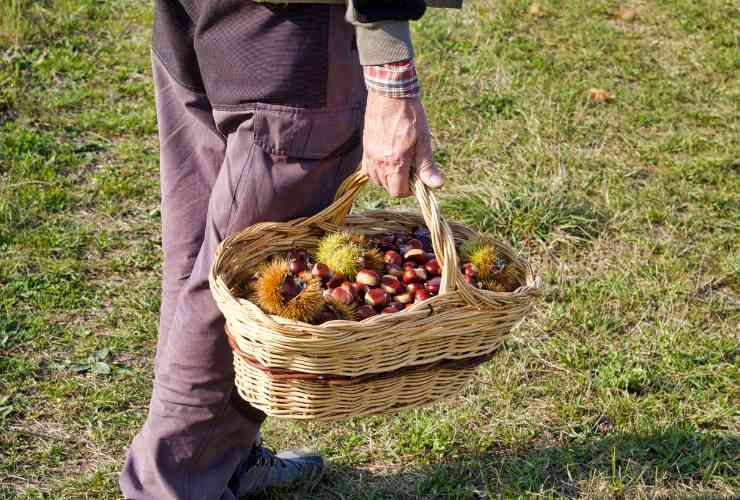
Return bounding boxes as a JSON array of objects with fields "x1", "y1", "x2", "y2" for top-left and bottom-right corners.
[{"x1": 363, "y1": 59, "x2": 420, "y2": 98}]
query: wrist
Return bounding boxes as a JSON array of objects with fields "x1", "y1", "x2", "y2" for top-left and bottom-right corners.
[{"x1": 363, "y1": 59, "x2": 421, "y2": 99}]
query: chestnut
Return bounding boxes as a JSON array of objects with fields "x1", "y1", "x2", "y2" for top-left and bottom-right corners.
[
  {"x1": 426, "y1": 276, "x2": 441, "y2": 295},
  {"x1": 288, "y1": 259, "x2": 307, "y2": 274},
  {"x1": 406, "y1": 238, "x2": 424, "y2": 250},
  {"x1": 280, "y1": 279, "x2": 302, "y2": 301},
  {"x1": 402, "y1": 269, "x2": 417, "y2": 285},
  {"x1": 340, "y1": 281, "x2": 357, "y2": 299},
  {"x1": 385, "y1": 263, "x2": 404, "y2": 278},
  {"x1": 415, "y1": 289, "x2": 430, "y2": 302},
  {"x1": 424, "y1": 258, "x2": 441, "y2": 276},
  {"x1": 327, "y1": 273, "x2": 345, "y2": 289},
  {"x1": 350, "y1": 282, "x2": 367, "y2": 298},
  {"x1": 395, "y1": 292, "x2": 414, "y2": 304},
  {"x1": 402, "y1": 268, "x2": 426, "y2": 285},
  {"x1": 406, "y1": 282, "x2": 425, "y2": 296},
  {"x1": 356, "y1": 269, "x2": 380, "y2": 287},
  {"x1": 403, "y1": 248, "x2": 426, "y2": 264},
  {"x1": 463, "y1": 263, "x2": 477, "y2": 278},
  {"x1": 365, "y1": 288, "x2": 390, "y2": 308},
  {"x1": 311, "y1": 263, "x2": 332, "y2": 281},
  {"x1": 383, "y1": 250, "x2": 402, "y2": 266},
  {"x1": 382, "y1": 302, "x2": 404, "y2": 314},
  {"x1": 381, "y1": 275, "x2": 404, "y2": 295},
  {"x1": 331, "y1": 286, "x2": 355, "y2": 305},
  {"x1": 287, "y1": 249, "x2": 306, "y2": 262},
  {"x1": 355, "y1": 304, "x2": 377, "y2": 320}
]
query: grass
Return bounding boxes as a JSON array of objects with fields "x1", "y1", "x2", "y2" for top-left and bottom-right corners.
[{"x1": 0, "y1": 0, "x2": 738, "y2": 498}]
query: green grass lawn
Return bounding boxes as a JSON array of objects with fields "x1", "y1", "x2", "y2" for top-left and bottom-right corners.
[{"x1": 1, "y1": 0, "x2": 738, "y2": 498}]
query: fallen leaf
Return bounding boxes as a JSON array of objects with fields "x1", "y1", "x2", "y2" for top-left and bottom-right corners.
[
  {"x1": 588, "y1": 88, "x2": 612, "y2": 103},
  {"x1": 529, "y1": 2, "x2": 544, "y2": 17},
  {"x1": 617, "y1": 6, "x2": 637, "y2": 22}
]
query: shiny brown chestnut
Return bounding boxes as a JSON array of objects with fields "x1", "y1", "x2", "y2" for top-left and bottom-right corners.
[
  {"x1": 311, "y1": 263, "x2": 332, "y2": 281},
  {"x1": 355, "y1": 304, "x2": 378, "y2": 320},
  {"x1": 406, "y1": 282, "x2": 425, "y2": 296},
  {"x1": 426, "y1": 276, "x2": 442, "y2": 295},
  {"x1": 382, "y1": 302, "x2": 404, "y2": 314},
  {"x1": 383, "y1": 250, "x2": 402, "y2": 266},
  {"x1": 381, "y1": 275, "x2": 404, "y2": 295},
  {"x1": 327, "y1": 273, "x2": 345, "y2": 289},
  {"x1": 356, "y1": 269, "x2": 380, "y2": 287},
  {"x1": 403, "y1": 248, "x2": 427, "y2": 264},
  {"x1": 385, "y1": 263, "x2": 404, "y2": 278},
  {"x1": 365, "y1": 288, "x2": 390, "y2": 308},
  {"x1": 331, "y1": 286, "x2": 355, "y2": 305},
  {"x1": 415, "y1": 289, "x2": 430, "y2": 302},
  {"x1": 424, "y1": 258, "x2": 441, "y2": 276},
  {"x1": 406, "y1": 238, "x2": 424, "y2": 250}
]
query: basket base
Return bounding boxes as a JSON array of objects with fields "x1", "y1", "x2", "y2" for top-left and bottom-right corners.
[{"x1": 233, "y1": 354, "x2": 477, "y2": 421}]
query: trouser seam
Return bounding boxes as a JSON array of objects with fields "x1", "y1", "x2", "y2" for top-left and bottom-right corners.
[
  {"x1": 223, "y1": 141, "x2": 257, "y2": 238},
  {"x1": 151, "y1": 48, "x2": 208, "y2": 96}
]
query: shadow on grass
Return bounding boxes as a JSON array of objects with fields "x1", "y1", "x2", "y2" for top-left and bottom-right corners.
[{"x1": 255, "y1": 428, "x2": 738, "y2": 499}]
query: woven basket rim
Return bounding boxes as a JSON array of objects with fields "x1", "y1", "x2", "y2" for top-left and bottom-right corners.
[{"x1": 212, "y1": 210, "x2": 540, "y2": 333}]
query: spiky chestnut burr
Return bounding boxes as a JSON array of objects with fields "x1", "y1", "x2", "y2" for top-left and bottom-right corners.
[
  {"x1": 498, "y1": 263, "x2": 520, "y2": 291},
  {"x1": 315, "y1": 232, "x2": 377, "y2": 279},
  {"x1": 255, "y1": 260, "x2": 323, "y2": 322},
  {"x1": 358, "y1": 247, "x2": 385, "y2": 274},
  {"x1": 314, "y1": 297, "x2": 356, "y2": 324},
  {"x1": 483, "y1": 264, "x2": 519, "y2": 292},
  {"x1": 460, "y1": 238, "x2": 506, "y2": 281}
]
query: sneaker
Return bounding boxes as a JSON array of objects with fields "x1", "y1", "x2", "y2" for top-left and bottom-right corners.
[{"x1": 229, "y1": 437, "x2": 325, "y2": 497}]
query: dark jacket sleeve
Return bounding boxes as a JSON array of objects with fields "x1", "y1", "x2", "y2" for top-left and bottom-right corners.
[{"x1": 346, "y1": 0, "x2": 426, "y2": 65}]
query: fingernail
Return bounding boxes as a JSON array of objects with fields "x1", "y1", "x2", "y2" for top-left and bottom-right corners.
[{"x1": 426, "y1": 173, "x2": 444, "y2": 188}]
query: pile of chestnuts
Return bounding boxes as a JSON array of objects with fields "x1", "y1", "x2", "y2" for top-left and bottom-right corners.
[{"x1": 243, "y1": 228, "x2": 519, "y2": 325}]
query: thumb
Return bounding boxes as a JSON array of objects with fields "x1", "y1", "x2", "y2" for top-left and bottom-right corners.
[{"x1": 415, "y1": 133, "x2": 444, "y2": 189}]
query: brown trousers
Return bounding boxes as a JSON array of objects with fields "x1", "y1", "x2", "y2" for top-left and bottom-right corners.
[{"x1": 120, "y1": 5, "x2": 365, "y2": 498}]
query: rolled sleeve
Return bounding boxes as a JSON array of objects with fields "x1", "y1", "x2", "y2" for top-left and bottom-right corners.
[{"x1": 345, "y1": 0, "x2": 415, "y2": 66}]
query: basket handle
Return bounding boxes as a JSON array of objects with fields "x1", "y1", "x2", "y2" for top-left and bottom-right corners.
[{"x1": 303, "y1": 169, "x2": 469, "y2": 297}]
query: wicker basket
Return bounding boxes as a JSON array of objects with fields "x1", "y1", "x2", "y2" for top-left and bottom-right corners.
[{"x1": 210, "y1": 171, "x2": 540, "y2": 421}]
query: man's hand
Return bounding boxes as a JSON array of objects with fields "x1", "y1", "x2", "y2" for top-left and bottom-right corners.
[{"x1": 361, "y1": 91, "x2": 444, "y2": 198}]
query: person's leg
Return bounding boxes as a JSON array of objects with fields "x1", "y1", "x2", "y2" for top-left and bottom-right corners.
[{"x1": 121, "y1": 2, "x2": 365, "y2": 499}]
